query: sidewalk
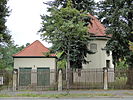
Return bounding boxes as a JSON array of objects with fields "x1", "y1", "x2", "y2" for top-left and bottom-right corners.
[{"x1": 0, "y1": 90, "x2": 133, "y2": 98}]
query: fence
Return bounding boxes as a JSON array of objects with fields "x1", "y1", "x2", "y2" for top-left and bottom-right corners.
[
  {"x1": 108, "y1": 69, "x2": 133, "y2": 89},
  {"x1": 0, "y1": 68, "x2": 133, "y2": 91},
  {"x1": 62, "y1": 68, "x2": 133, "y2": 90},
  {"x1": 0, "y1": 70, "x2": 13, "y2": 91},
  {"x1": 14, "y1": 69, "x2": 58, "y2": 91}
]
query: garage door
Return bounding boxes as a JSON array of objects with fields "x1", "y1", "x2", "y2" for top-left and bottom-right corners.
[
  {"x1": 37, "y1": 68, "x2": 50, "y2": 86},
  {"x1": 19, "y1": 68, "x2": 31, "y2": 86}
]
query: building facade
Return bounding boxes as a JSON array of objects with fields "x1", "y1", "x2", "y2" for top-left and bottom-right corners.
[
  {"x1": 83, "y1": 15, "x2": 114, "y2": 69},
  {"x1": 13, "y1": 40, "x2": 57, "y2": 90}
]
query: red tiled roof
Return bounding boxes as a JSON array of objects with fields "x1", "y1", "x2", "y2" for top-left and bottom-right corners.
[
  {"x1": 13, "y1": 40, "x2": 56, "y2": 57},
  {"x1": 88, "y1": 14, "x2": 107, "y2": 37}
]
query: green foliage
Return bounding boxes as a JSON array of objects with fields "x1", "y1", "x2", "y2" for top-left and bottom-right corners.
[
  {"x1": 46, "y1": 0, "x2": 96, "y2": 15},
  {"x1": 97, "y1": 0, "x2": 133, "y2": 66},
  {"x1": 0, "y1": 42, "x2": 25, "y2": 70},
  {"x1": 116, "y1": 59, "x2": 128, "y2": 70},
  {"x1": 40, "y1": 3, "x2": 91, "y2": 68},
  {"x1": 56, "y1": 52, "x2": 66, "y2": 69},
  {"x1": 57, "y1": 59, "x2": 66, "y2": 69},
  {"x1": 0, "y1": 0, "x2": 11, "y2": 44}
]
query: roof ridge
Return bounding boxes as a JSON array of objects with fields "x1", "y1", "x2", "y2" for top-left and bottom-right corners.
[
  {"x1": 37, "y1": 40, "x2": 49, "y2": 51},
  {"x1": 13, "y1": 40, "x2": 43, "y2": 56},
  {"x1": 13, "y1": 40, "x2": 56, "y2": 57}
]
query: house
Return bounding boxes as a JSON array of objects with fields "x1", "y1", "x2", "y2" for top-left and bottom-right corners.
[
  {"x1": 12, "y1": 40, "x2": 57, "y2": 90},
  {"x1": 83, "y1": 15, "x2": 114, "y2": 69},
  {"x1": 73, "y1": 15, "x2": 114, "y2": 83}
]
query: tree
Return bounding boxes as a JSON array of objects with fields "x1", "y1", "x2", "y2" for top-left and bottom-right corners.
[
  {"x1": 0, "y1": 41, "x2": 25, "y2": 70},
  {"x1": 97, "y1": 0, "x2": 133, "y2": 87},
  {"x1": 45, "y1": 0, "x2": 96, "y2": 15},
  {"x1": 0, "y1": 0, "x2": 11, "y2": 44},
  {"x1": 40, "y1": 0, "x2": 91, "y2": 69},
  {"x1": 97, "y1": 0, "x2": 133, "y2": 65},
  {"x1": 40, "y1": 0, "x2": 92, "y2": 90}
]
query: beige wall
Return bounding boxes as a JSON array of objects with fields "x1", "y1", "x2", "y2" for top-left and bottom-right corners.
[
  {"x1": 14, "y1": 57, "x2": 56, "y2": 86},
  {"x1": 83, "y1": 39, "x2": 114, "y2": 69},
  {"x1": 14, "y1": 58, "x2": 56, "y2": 70}
]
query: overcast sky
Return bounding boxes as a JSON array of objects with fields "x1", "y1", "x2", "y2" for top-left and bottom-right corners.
[{"x1": 6, "y1": 0, "x2": 101, "y2": 47}]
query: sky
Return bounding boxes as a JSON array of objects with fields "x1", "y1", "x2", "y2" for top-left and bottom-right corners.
[{"x1": 6, "y1": 0, "x2": 101, "y2": 47}]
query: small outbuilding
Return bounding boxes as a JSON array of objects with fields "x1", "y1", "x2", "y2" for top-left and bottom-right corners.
[{"x1": 12, "y1": 40, "x2": 57, "y2": 90}]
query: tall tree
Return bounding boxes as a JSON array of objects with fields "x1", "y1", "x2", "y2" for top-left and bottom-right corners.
[
  {"x1": 97, "y1": 0, "x2": 133, "y2": 65},
  {"x1": 0, "y1": 0, "x2": 11, "y2": 44},
  {"x1": 97, "y1": 0, "x2": 133, "y2": 87},
  {"x1": 45, "y1": 0, "x2": 96, "y2": 15},
  {"x1": 40, "y1": 0, "x2": 91, "y2": 69}
]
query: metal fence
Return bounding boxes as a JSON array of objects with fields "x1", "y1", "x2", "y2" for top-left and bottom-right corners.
[
  {"x1": 62, "y1": 68, "x2": 133, "y2": 90},
  {"x1": 0, "y1": 68, "x2": 133, "y2": 91},
  {"x1": 0, "y1": 70, "x2": 13, "y2": 91},
  {"x1": 108, "y1": 69, "x2": 133, "y2": 89},
  {"x1": 16, "y1": 69, "x2": 57, "y2": 91},
  {"x1": 63, "y1": 68, "x2": 104, "y2": 89}
]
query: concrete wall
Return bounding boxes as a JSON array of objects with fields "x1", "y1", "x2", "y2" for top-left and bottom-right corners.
[
  {"x1": 83, "y1": 39, "x2": 114, "y2": 69},
  {"x1": 14, "y1": 58, "x2": 56, "y2": 69}
]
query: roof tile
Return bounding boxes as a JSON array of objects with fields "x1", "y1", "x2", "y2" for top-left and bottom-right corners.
[
  {"x1": 13, "y1": 40, "x2": 56, "y2": 57},
  {"x1": 88, "y1": 14, "x2": 107, "y2": 36}
]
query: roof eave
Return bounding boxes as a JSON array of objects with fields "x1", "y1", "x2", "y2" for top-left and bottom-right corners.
[
  {"x1": 90, "y1": 35, "x2": 111, "y2": 40},
  {"x1": 13, "y1": 56, "x2": 57, "y2": 58}
]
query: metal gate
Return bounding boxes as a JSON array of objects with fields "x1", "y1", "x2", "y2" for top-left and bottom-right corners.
[
  {"x1": 37, "y1": 68, "x2": 50, "y2": 86},
  {"x1": 19, "y1": 68, "x2": 31, "y2": 86}
]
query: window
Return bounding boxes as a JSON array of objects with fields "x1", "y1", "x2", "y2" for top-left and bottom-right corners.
[
  {"x1": 106, "y1": 60, "x2": 110, "y2": 68},
  {"x1": 106, "y1": 50, "x2": 110, "y2": 56},
  {"x1": 90, "y1": 43, "x2": 97, "y2": 52}
]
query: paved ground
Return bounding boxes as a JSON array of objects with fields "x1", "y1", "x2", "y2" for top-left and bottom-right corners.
[
  {"x1": 1, "y1": 90, "x2": 133, "y2": 99},
  {"x1": 0, "y1": 97, "x2": 133, "y2": 100},
  {"x1": 1, "y1": 90, "x2": 133, "y2": 96}
]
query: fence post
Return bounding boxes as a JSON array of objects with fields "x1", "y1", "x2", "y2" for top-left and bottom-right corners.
[
  {"x1": 13, "y1": 69, "x2": 18, "y2": 91},
  {"x1": 31, "y1": 68, "x2": 37, "y2": 90},
  {"x1": 58, "y1": 69, "x2": 63, "y2": 91},
  {"x1": 103, "y1": 67, "x2": 108, "y2": 90}
]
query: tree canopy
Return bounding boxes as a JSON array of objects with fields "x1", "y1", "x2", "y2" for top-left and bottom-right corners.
[
  {"x1": 40, "y1": 0, "x2": 92, "y2": 69},
  {"x1": 0, "y1": 41, "x2": 25, "y2": 70},
  {"x1": 97, "y1": 0, "x2": 133, "y2": 66},
  {"x1": 0, "y1": 0, "x2": 11, "y2": 44},
  {"x1": 46, "y1": 0, "x2": 96, "y2": 15}
]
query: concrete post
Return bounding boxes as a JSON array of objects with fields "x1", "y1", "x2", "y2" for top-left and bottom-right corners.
[
  {"x1": 58, "y1": 69, "x2": 63, "y2": 91},
  {"x1": 103, "y1": 67, "x2": 108, "y2": 90},
  {"x1": 13, "y1": 69, "x2": 18, "y2": 91},
  {"x1": 31, "y1": 69, "x2": 37, "y2": 89}
]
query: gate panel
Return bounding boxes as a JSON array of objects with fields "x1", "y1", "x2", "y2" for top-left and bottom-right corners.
[
  {"x1": 19, "y1": 68, "x2": 31, "y2": 86},
  {"x1": 37, "y1": 68, "x2": 50, "y2": 86}
]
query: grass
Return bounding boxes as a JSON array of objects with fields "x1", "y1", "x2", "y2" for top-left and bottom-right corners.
[
  {"x1": 0, "y1": 94, "x2": 11, "y2": 97},
  {"x1": 0, "y1": 93, "x2": 115, "y2": 98},
  {"x1": 108, "y1": 77, "x2": 127, "y2": 89},
  {"x1": 123, "y1": 92, "x2": 133, "y2": 96}
]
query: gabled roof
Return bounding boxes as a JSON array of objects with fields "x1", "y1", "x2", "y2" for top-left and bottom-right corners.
[
  {"x1": 13, "y1": 40, "x2": 56, "y2": 57},
  {"x1": 88, "y1": 14, "x2": 107, "y2": 37}
]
